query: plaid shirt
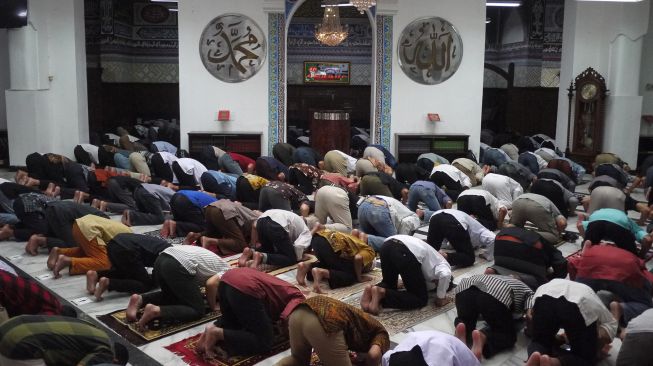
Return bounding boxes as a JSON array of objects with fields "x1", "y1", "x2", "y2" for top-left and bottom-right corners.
[
  {"x1": 17, "y1": 193, "x2": 57, "y2": 214},
  {"x1": 0, "y1": 270, "x2": 62, "y2": 317}
]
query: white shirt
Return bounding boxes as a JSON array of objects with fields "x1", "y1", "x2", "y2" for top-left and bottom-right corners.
[
  {"x1": 378, "y1": 196, "x2": 421, "y2": 235},
  {"x1": 482, "y1": 173, "x2": 523, "y2": 209},
  {"x1": 79, "y1": 144, "x2": 99, "y2": 164},
  {"x1": 386, "y1": 235, "x2": 452, "y2": 298},
  {"x1": 157, "y1": 151, "x2": 178, "y2": 165},
  {"x1": 382, "y1": 331, "x2": 480, "y2": 366},
  {"x1": 529, "y1": 279, "x2": 618, "y2": 340},
  {"x1": 432, "y1": 209, "x2": 495, "y2": 259},
  {"x1": 626, "y1": 309, "x2": 653, "y2": 334},
  {"x1": 260, "y1": 209, "x2": 312, "y2": 259},
  {"x1": 431, "y1": 164, "x2": 472, "y2": 188},
  {"x1": 457, "y1": 189, "x2": 504, "y2": 219},
  {"x1": 176, "y1": 158, "x2": 208, "y2": 188},
  {"x1": 334, "y1": 150, "x2": 357, "y2": 173},
  {"x1": 162, "y1": 245, "x2": 230, "y2": 286}
]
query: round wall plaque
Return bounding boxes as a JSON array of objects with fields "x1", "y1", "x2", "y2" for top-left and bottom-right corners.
[
  {"x1": 397, "y1": 17, "x2": 463, "y2": 85},
  {"x1": 199, "y1": 13, "x2": 267, "y2": 83}
]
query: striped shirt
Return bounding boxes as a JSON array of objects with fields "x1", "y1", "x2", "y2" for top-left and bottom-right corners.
[
  {"x1": 162, "y1": 245, "x2": 231, "y2": 285},
  {"x1": 455, "y1": 275, "x2": 533, "y2": 312}
]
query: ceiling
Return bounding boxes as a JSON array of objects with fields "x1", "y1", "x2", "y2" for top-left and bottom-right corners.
[{"x1": 293, "y1": 0, "x2": 369, "y2": 19}]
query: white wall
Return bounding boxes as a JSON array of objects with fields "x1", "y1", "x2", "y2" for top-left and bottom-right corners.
[
  {"x1": 555, "y1": 0, "x2": 650, "y2": 166},
  {"x1": 5, "y1": 0, "x2": 88, "y2": 165},
  {"x1": 501, "y1": 9, "x2": 525, "y2": 45},
  {"x1": 178, "y1": 0, "x2": 271, "y2": 151},
  {"x1": 0, "y1": 30, "x2": 9, "y2": 131},
  {"x1": 390, "y1": 0, "x2": 486, "y2": 157},
  {"x1": 642, "y1": 3, "x2": 653, "y2": 117}
]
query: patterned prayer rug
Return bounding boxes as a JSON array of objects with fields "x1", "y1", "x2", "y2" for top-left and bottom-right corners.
[
  {"x1": 227, "y1": 254, "x2": 318, "y2": 276},
  {"x1": 97, "y1": 306, "x2": 220, "y2": 346},
  {"x1": 142, "y1": 230, "x2": 186, "y2": 246},
  {"x1": 291, "y1": 268, "x2": 384, "y2": 300},
  {"x1": 164, "y1": 325, "x2": 290, "y2": 366}
]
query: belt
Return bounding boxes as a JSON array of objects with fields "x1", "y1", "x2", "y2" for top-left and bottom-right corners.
[{"x1": 362, "y1": 196, "x2": 388, "y2": 207}]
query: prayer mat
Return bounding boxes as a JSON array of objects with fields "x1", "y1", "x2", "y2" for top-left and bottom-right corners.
[
  {"x1": 142, "y1": 230, "x2": 186, "y2": 246},
  {"x1": 97, "y1": 307, "x2": 220, "y2": 346},
  {"x1": 292, "y1": 268, "x2": 384, "y2": 300},
  {"x1": 164, "y1": 326, "x2": 289, "y2": 366},
  {"x1": 227, "y1": 254, "x2": 318, "y2": 276},
  {"x1": 309, "y1": 351, "x2": 364, "y2": 365},
  {"x1": 342, "y1": 291, "x2": 456, "y2": 335}
]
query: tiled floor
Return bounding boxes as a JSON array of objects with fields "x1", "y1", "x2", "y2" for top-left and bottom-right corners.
[{"x1": 0, "y1": 171, "x2": 649, "y2": 365}]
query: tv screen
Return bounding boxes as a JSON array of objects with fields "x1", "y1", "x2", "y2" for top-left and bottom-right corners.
[
  {"x1": 304, "y1": 61, "x2": 350, "y2": 85},
  {"x1": 0, "y1": 0, "x2": 28, "y2": 29}
]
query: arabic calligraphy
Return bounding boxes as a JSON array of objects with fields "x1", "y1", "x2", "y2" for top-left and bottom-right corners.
[
  {"x1": 199, "y1": 14, "x2": 267, "y2": 83},
  {"x1": 397, "y1": 17, "x2": 463, "y2": 85}
]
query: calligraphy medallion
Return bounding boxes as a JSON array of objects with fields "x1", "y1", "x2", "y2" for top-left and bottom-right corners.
[
  {"x1": 397, "y1": 17, "x2": 463, "y2": 85},
  {"x1": 199, "y1": 13, "x2": 267, "y2": 83}
]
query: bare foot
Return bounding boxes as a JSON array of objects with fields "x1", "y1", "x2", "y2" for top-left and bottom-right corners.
[
  {"x1": 359, "y1": 232, "x2": 369, "y2": 244},
  {"x1": 0, "y1": 225, "x2": 13, "y2": 241},
  {"x1": 91, "y1": 198, "x2": 101, "y2": 209},
  {"x1": 121, "y1": 210, "x2": 131, "y2": 227},
  {"x1": 311, "y1": 267, "x2": 328, "y2": 294},
  {"x1": 455, "y1": 322, "x2": 467, "y2": 346},
  {"x1": 526, "y1": 352, "x2": 541, "y2": 366},
  {"x1": 295, "y1": 262, "x2": 310, "y2": 286},
  {"x1": 45, "y1": 182, "x2": 55, "y2": 197},
  {"x1": 484, "y1": 267, "x2": 497, "y2": 275},
  {"x1": 250, "y1": 252, "x2": 263, "y2": 269},
  {"x1": 25, "y1": 235, "x2": 45, "y2": 256},
  {"x1": 137, "y1": 303, "x2": 161, "y2": 331},
  {"x1": 86, "y1": 270, "x2": 98, "y2": 294},
  {"x1": 160, "y1": 220, "x2": 171, "y2": 238},
  {"x1": 99, "y1": 200, "x2": 108, "y2": 212},
  {"x1": 610, "y1": 301, "x2": 623, "y2": 323},
  {"x1": 198, "y1": 323, "x2": 224, "y2": 359},
  {"x1": 47, "y1": 247, "x2": 60, "y2": 270},
  {"x1": 168, "y1": 220, "x2": 177, "y2": 238},
  {"x1": 361, "y1": 285, "x2": 373, "y2": 312},
  {"x1": 53, "y1": 254, "x2": 71, "y2": 279},
  {"x1": 52, "y1": 186, "x2": 60, "y2": 198},
  {"x1": 368, "y1": 286, "x2": 385, "y2": 315},
  {"x1": 540, "y1": 354, "x2": 561, "y2": 366},
  {"x1": 126, "y1": 294, "x2": 143, "y2": 322},
  {"x1": 94, "y1": 277, "x2": 110, "y2": 301},
  {"x1": 350, "y1": 229, "x2": 360, "y2": 238},
  {"x1": 183, "y1": 232, "x2": 202, "y2": 245},
  {"x1": 238, "y1": 247, "x2": 253, "y2": 267},
  {"x1": 471, "y1": 330, "x2": 486, "y2": 360}
]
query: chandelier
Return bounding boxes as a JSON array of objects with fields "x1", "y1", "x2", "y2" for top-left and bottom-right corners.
[
  {"x1": 315, "y1": 1, "x2": 348, "y2": 46},
  {"x1": 351, "y1": 0, "x2": 376, "y2": 14}
]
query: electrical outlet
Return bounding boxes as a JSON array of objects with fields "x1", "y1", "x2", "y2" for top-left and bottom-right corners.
[{"x1": 646, "y1": 83, "x2": 653, "y2": 91}]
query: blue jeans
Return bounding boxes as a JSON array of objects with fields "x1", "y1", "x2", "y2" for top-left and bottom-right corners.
[
  {"x1": 407, "y1": 185, "x2": 442, "y2": 212},
  {"x1": 483, "y1": 149, "x2": 509, "y2": 167},
  {"x1": 0, "y1": 213, "x2": 19, "y2": 225},
  {"x1": 358, "y1": 201, "x2": 397, "y2": 251},
  {"x1": 114, "y1": 154, "x2": 132, "y2": 170}
]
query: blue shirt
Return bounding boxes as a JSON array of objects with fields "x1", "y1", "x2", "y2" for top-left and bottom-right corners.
[
  {"x1": 177, "y1": 190, "x2": 218, "y2": 208},
  {"x1": 152, "y1": 141, "x2": 178, "y2": 155},
  {"x1": 582, "y1": 208, "x2": 646, "y2": 241},
  {"x1": 204, "y1": 171, "x2": 237, "y2": 199}
]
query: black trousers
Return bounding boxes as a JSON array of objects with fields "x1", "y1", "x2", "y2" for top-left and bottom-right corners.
[
  {"x1": 379, "y1": 242, "x2": 428, "y2": 310},
  {"x1": 531, "y1": 180, "x2": 568, "y2": 218},
  {"x1": 218, "y1": 282, "x2": 274, "y2": 356},
  {"x1": 585, "y1": 221, "x2": 638, "y2": 256},
  {"x1": 258, "y1": 187, "x2": 292, "y2": 212},
  {"x1": 257, "y1": 216, "x2": 296, "y2": 267},
  {"x1": 129, "y1": 187, "x2": 166, "y2": 226},
  {"x1": 151, "y1": 154, "x2": 174, "y2": 182},
  {"x1": 430, "y1": 171, "x2": 465, "y2": 200},
  {"x1": 170, "y1": 193, "x2": 205, "y2": 236},
  {"x1": 172, "y1": 161, "x2": 199, "y2": 188},
  {"x1": 236, "y1": 176, "x2": 260, "y2": 209},
  {"x1": 426, "y1": 213, "x2": 475, "y2": 267},
  {"x1": 74, "y1": 145, "x2": 93, "y2": 166},
  {"x1": 12, "y1": 197, "x2": 49, "y2": 241},
  {"x1": 455, "y1": 287, "x2": 516, "y2": 358},
  {"x1": 617, "y1": 332, "x2": 653, "y2": 366},
  {"x1": 106, "y1": 176, "x2": 138, "y2": 210},
  {"x1": 528, "y1": 295, "x2": 598, "y2": 366},
  {"x1": 199, "y1": 145, "x2": 220, "y2": 171},
  {"x1": 142, "y1": 253, "x2": 205, "y2": 322},
  {"x1": 288, "y1": 168, "x2": 315, "y2": 195},
  {"x1": 457, "y1": 195, "x2": 496, "y2": 231},
  {"x1": 309, "y1": 236, "x2": 356, "y2": 289},
  {"x1": 44, "y1": 201, "x2": 108, "y2": 249},
  {"x1": 99, "y1": 240, "x2": 157, "y2": 294},
  {"x1": 200, "y1": 173, "x2": 236, "y2": 200}
]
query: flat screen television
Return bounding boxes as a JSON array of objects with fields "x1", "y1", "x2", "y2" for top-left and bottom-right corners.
[
  {"x1": 0, "y1": 0, "x2": 28, "y2": 29},
  {"x1": 304, "y1": 61, "x2": 350, "y2": 85}
]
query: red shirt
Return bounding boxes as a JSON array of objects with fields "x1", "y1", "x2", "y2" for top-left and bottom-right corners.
[
  {"x1": 221, "y1": 267, "x2": 305, "y2": 321},
  {"x1": 0, "y1": 270, "x2": 62, "y2": 317},
  {"x1": 570, "y1": 244, "x2": 653, "y2": 288},
  {"x1": 228, "y1": 153, "x2": 256, "y2": 173}
]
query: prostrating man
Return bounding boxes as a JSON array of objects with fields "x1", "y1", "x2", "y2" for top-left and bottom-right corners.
[
  {"x1": 196, "y1": 268, "x2": 305, "y2": 359},
  {"x1": 275, "y1": 295, "x2": 390, "y2": 366},
  {"x1": 296, "y1": 229, "x2": 375, "y2": 293},
  {"x1": 256, "y1": 156, "x2": 289, "y2": 181},
  {"x1": 583, "y1": 185, "x2": 649, "y2": 224},
  {"x1": 201, "y1": 170, "x2": 238, "y2": 200},
  {"x1": 452, "y1": 157, "x2": 486, "y2": 186},
  {"x1": 617, "y1": 309, "x2": 653, "y2": 366},
  {"x1": 193, "y1": 200, "x2": 261, "y2": 256},
  {"x1": 362, "y1": 235, "x2": 452, "y2": 314},
  {"x1": 536, "y1": 167, "x2": 576, "y2": 192},
  {"x1": 86, "y1": 233, "x2": 171, "y2": 301},
  {"x1": 481, "y1": 173, "x2": 523, "y2": 209},
  {"x1": 530, "y1": 178, "x2": 578, "y2": 218},
  {"x1": 526, "y1": 279, "x2": 616, "y2": 366},
  {"x1": 356, "y1": 195, "x2": 421, "y2": 251},
  {"x1": 577, "y1": 208, "x2": 653, "y2": 258},
  {"x1": 429, "y1": 164, "x2": 471, "y2": 200},
  {"x1": 258, "y1": 181, "x2": 308, "y2": 212},
  {"x1": 426, "y1": 209, "x2": 496, "y2": 267},
  {"x1": 453, "y1": 274, "x2": 533, "y2": 360},
  {"x1": 171, "y1": 157, "x2": 207, "y2": 189},
  {"x1": 407, "y1": 180, "x2": 453, "y2": 215},
  {"x1": 126, "y1": 245, "x2": 231, "y2": 330},
  {"x1": 382, "y1": 330, "x2": 480, "y2": 366},
  {"x1": 0, "y1": 315, "x2": 129, "y2": 366},
  {"x1": 288, "y1": 163, "x2": 322, "y2": 195},
  {"x1": 456, "y1": 189, "x2": 507, "y2": 231},
  {"x1": 160, "y1": 189, "x2": 217, "y2": 238},
  {"x1": 508, "y1": 193, "x2": 567, "y2": 246},
  {"x1": 313, "y1": 185, "x2": 353, "y2": 233},
  {"x1": 323, "y1": 149, "x2": 357, "y2": 177},
  {"x1": 239, "y1": 209, "x2": 312, "y2": 268}
]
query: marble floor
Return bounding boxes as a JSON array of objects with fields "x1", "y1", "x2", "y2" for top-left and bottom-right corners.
[{"x1": 0, "y1": 173, "x2": 650, "y2": 366}]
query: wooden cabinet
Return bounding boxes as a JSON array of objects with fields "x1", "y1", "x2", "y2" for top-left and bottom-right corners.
[
  {"x1": 187, "y1": 132, "x2": 262, "y2": 160},
  {"x1": 395, "y1": 134, "x2": 469, "y2": 163}
]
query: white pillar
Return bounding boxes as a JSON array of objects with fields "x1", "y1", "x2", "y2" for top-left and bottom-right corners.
[
  {"x1": 555, "y1": 0, "x2": 650, "y2": 166},
  {"x1": 5, "y1": 0, "x2": 88, "y2": 166}
]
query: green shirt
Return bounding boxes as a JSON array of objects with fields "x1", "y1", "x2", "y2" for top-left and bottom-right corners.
[
  {"x1": 0, "y1": 315, "x2": 114, "y2": 366},
  {"x1": 582, "y1": 208, "x2": 646, "y2": 241}
]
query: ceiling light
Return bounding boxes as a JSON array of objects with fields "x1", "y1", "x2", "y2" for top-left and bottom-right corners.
[
  {"x1": 576, "y1": 0, "x2": 642, "y2": 2},
  {"x1": 151, "y1": 0, "x2": 178, "y2": 2},
  {"x1": 486, "y1": 18, "x2": 491, "y2": 24},
  {"x1": 17, "y1": 10, "x2": 27, "y2": 17},
  {"x1": 351, "y1": 0, "x2": 376, "y2": 13},
  {"x1": 316, "y1": 0, "x2": 348, "y2": 46},
  {"x1": 169, "y1": 8, "x2": 178, "y2": 12},
  {"x1": 486, "y1": 1, "x2": 521, "y2": 7}
]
